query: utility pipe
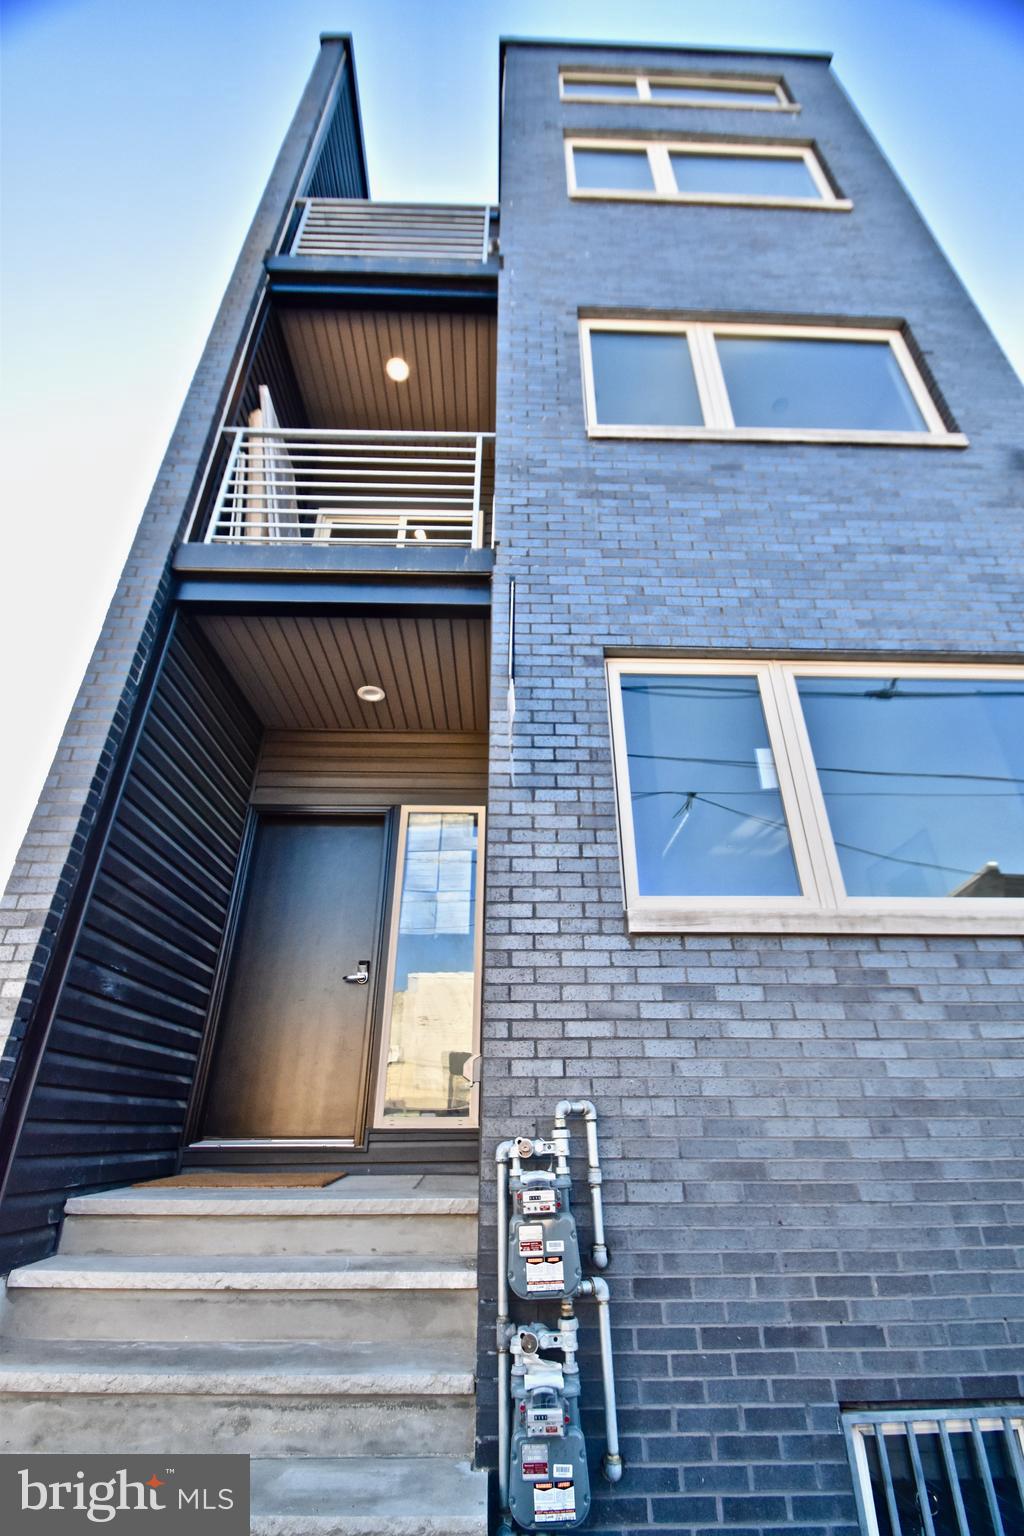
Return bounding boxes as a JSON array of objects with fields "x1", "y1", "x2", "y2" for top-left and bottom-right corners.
[
  {"x1": 578, "y1": 1276, "x2": 623, "y2": 1482},
  {"x1": 554, "y1": 1099, "x2": 609, "y2": 1269},
  {"x1": 495, "y1": 1140, "x2": 515, "y2": 1531}
]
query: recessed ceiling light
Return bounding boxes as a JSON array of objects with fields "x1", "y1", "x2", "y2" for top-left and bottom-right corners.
[
  {"x1": 357, "y1": 684, "x2": 386, "y2": 704},
  {"x1": 385, "y1": 356, "x2": 411, "y2": 383}
]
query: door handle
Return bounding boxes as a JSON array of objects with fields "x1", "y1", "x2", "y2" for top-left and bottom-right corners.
[{"x1": 343, "y1": 961, "x2": 370, "y2": 986}]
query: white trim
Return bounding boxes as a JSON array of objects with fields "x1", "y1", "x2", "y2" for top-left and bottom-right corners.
[
  {"x1": 566, "y1": 136, "x2": 848, "y2": 209},
  {"x1": 372, "y1": 805, "x2": 485, "y2": 1131},
  {"x1": 579, "y1": 318, "x2": 967, "y2": 447},
  {"x1": 606, "y1": 658, "x2": 1024, "y2": 935},
  {"x1": 559, "y1": 69, "x2": 798, "y2": 112}
]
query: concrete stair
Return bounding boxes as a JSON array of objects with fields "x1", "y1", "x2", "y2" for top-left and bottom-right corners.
[{"x1": 0, "y1": 1174, "x2": 487, "y2": 1533}]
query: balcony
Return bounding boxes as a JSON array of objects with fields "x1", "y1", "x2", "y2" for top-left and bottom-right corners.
[
  {"x1": 286, "y1": 199, "x2": 495, "y2": 264},
  {"x1": 202, "y1": 427, "x2": 494, "y2": 548}
]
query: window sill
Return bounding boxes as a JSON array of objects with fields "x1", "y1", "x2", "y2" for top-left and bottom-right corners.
[
  {"x1": 570, "y1": 190, "x2": 851, "y2": 210},
  {"x1": 626, "y1": 904, "x2": 1024, "y2": 936},
  {"x1": 588, "y1": 425, "x2": 969, "y2": 448}
]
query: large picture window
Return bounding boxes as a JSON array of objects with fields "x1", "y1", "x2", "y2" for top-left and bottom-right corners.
[
  {"x1": 606, "y1": 660, "x2": 1024, "y2": 933},
  {"x1": 567, "y1": 137, "x2": 845, "y2": 207},
  {"x1": 581, "y1": 320, "x2": 965, "y2": 446}
]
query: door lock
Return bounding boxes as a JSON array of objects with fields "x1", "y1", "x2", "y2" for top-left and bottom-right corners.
[{"x1": 343, "y1": 961, "x2": 370, "y2": 985}]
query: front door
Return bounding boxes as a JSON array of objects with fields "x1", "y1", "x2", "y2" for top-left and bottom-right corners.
[{"x1": 200, "y1": 814, "x2": 387, "y2": 1142}]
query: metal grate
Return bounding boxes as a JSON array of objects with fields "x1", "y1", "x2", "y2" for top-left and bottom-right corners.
[
  {"x1": 843, "y1": 1408, "x2": 1024, "y2": 1536},
  {"x1": 290, "y1": 199, "x2": 494, "y2": 262}
]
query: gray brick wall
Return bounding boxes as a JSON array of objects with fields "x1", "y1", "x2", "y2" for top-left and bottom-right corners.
[
  {"x1": 480, "y1": 44, "x2": 1024, "y2": 1534},
  {"x1": 0, "y1": 42, "x2": 347, "y2": 1103}
]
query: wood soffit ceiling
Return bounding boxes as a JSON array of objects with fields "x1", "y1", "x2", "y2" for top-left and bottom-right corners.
[
  {"x1": 197, "y1": 613, "x2": 490, "y2": 733},
  {"x1": 279, "y1": 307, "x2": 497, "y2": 432}
]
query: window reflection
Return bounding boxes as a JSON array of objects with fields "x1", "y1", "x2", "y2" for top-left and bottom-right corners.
[
  {"x1": 572, "y1": 147, "x2": 655, "y2": 191},
  {"x1": 621, "y1": 675, "x2": 800, "y2": 897},
  {"x1": 669, "y1": 151, "x2": 818, "y2": 198},
  {"x1": 717, "y1": 337, "x2": 926, "y2": 431},
  {"x1": 797, "y1": 678, "x2": 1024, "y2": 897},
  {"x1": 590, "y1": 331, "x2": 703, "y2": 427},
  {"x1": 382, "y1": 812, "x2": 479, "y2": 1119}
]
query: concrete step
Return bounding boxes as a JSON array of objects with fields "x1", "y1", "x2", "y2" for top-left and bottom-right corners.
[
  {"x1": 249, "y1": 1456, "x2": 488, "y2": 1535},
  {"x1": 0, "y1": 1340, "x2": 475, "y2": 1457},
  {"x1": 61, "y1": 1177, "x2": 478, "y2": 1259},
  {"x1": 3, "y1": 1255, "x2": 477, "y2": 1344}
]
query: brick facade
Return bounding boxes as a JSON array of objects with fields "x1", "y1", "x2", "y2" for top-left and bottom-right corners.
[{"x1": 478, "y1": 43, "x2": 1024, "y2": 1534}]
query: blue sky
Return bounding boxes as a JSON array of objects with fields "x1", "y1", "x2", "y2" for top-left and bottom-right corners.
[{"x1": 1, "y1": 0, "x2": 1022, "y2": 888}]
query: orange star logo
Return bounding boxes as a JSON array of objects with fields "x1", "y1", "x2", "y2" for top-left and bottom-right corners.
[{"x1": 146, "y1": 1476, "x2": 165, "y2": 1489}]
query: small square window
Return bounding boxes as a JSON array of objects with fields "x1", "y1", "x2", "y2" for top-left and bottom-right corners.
[
  {"x1": 589, "y1": 330, "x2": 702, "y2": 427},
  {"x1": 571, "y1": 146, "x2": 656, "y2": 193}
]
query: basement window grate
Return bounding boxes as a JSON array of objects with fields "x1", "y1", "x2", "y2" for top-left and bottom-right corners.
[{"x1": 843, "y1": 1408, "x2": 1024, "y2": 1536}]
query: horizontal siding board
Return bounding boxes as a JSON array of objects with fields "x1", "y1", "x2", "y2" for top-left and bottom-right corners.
[
  {"x1": 112, "y1": 797, "x2": 235, "y2": 908},
  {"x1": 81, "y1": 901, "x2": 215, "y2": 990},
  {"x1": 65, "y1": 957, "x2": 208, "y2": 1032},
  {"x1": 89, "y1": 874, "x2": 222, "y2": 970},
  {"x1": 53, "y1": 988, "x2": 204, "y2": 1055},
  {"x1": 43, "y1": 1019, "x2": 199, "y2": 1080},
  {"x1": 0, "y1": 621, "x2": 260, "y2": 1266},
  {"x1": 24, "y1": 1090, "x2": 189, "y2": 1129},
  {"x1": 36, "y1": 1051, "x2": 194, "y2": 1102},
  {"x1": 252, "y1": 729, "x2": 488, "y2": 805},
  {"x1": 103, "y1": 831, "x2": 230, "y2": 934}
]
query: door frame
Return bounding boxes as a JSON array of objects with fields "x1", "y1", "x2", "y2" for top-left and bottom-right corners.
[
  {"x1": 184, "y1": 804, "x2": 398, "y2": 1154},
  {"x1": 371, "y1": 804, "x2": 486, "y2": 1132}
]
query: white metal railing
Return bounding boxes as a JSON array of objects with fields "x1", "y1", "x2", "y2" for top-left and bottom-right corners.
[
  {"x1": 289, "y1": 199, "x2": 494, "y2": 262},
  {"x1": 203, "y1": 428, "x2": 493, "y2": 548}
]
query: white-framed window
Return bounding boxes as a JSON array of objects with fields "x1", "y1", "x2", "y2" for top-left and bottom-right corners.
[
  {"x1": 566, "y1": 137, "x2": 846, "y2": 209},
  {"x1": 843, "y1": 1408, "x2": 1024, "y2": 1536},
  {"x1": 560, "y1": 70, "x2": 797, "y2": 111},
  {"x1": 606, "y1": 659, "x2": 1024, "y2": 934},
  {"x1": 580, "y1": 319, "x2": 966, "y2": 447},
  {"x1": 373, "y1": 806, "x2": 484, "y2": 1129}
]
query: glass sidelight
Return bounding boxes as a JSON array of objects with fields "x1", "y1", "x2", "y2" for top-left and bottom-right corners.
[{"x1": 375, "y1": 807, "x2": 484, "y2": 1127}]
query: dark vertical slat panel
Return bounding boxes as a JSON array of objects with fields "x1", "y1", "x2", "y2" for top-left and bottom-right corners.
[
  {"x1": 234, "y1": 308, "x2": 309, "y2": 429},
  {"x1": 304, "y1": 63, "x2": 367, "y2": 201},
  {"x1": 0, "y1": 623, "x2": 260, "y2": 1267}
]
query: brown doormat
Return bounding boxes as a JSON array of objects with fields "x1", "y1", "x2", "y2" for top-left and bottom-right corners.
[{"x1": 134, "y1": 1171, "x2": 348, "y2": 1189}]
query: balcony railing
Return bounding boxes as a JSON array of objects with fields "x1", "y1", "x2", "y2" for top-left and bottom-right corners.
[
  {"x1": 202, "y1": 428, "x2": 494, "y2": 548},
  {"x1": 288, "y1": 199, "x2": 494, "y2": 263}
]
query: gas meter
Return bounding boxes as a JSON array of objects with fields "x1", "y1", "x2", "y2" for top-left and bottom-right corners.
[
  {"x1": 507, "y1": 1138, "x2": 582, "y2": 1301},
  {"x1": 508, "y1": 1322, "x2": 590, "y2": 1531}
]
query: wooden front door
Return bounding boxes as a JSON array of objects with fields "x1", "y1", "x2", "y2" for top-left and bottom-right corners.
[{"x1": 200, "y1": 815, "x2": 387, "y2": 1141}]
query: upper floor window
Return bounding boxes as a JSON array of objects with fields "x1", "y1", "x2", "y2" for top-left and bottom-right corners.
[
  {"x1": 606, "y1": 660, "x2": 1024, "y2": 934},
  {"x1": 580, "y1": 320, "x2": 965, "y2": 446},
  {"x1": 560, "y1": 70, "x2": 797, "y2": 111},
  {"x1": 843, "y1": 1408, "x2": 1024, "y2": 1536},
  {"x1": 567, "y1": 137, "x2": 847, "y2": 208}
]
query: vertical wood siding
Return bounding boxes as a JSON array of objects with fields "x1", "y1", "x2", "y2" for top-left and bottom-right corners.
[
  {"x1": 304, "y1": 62, "x2": 368, "y2": 201},
  {"x1": 0, "y1": 623, "x2": 260, "y2": 1269}
]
